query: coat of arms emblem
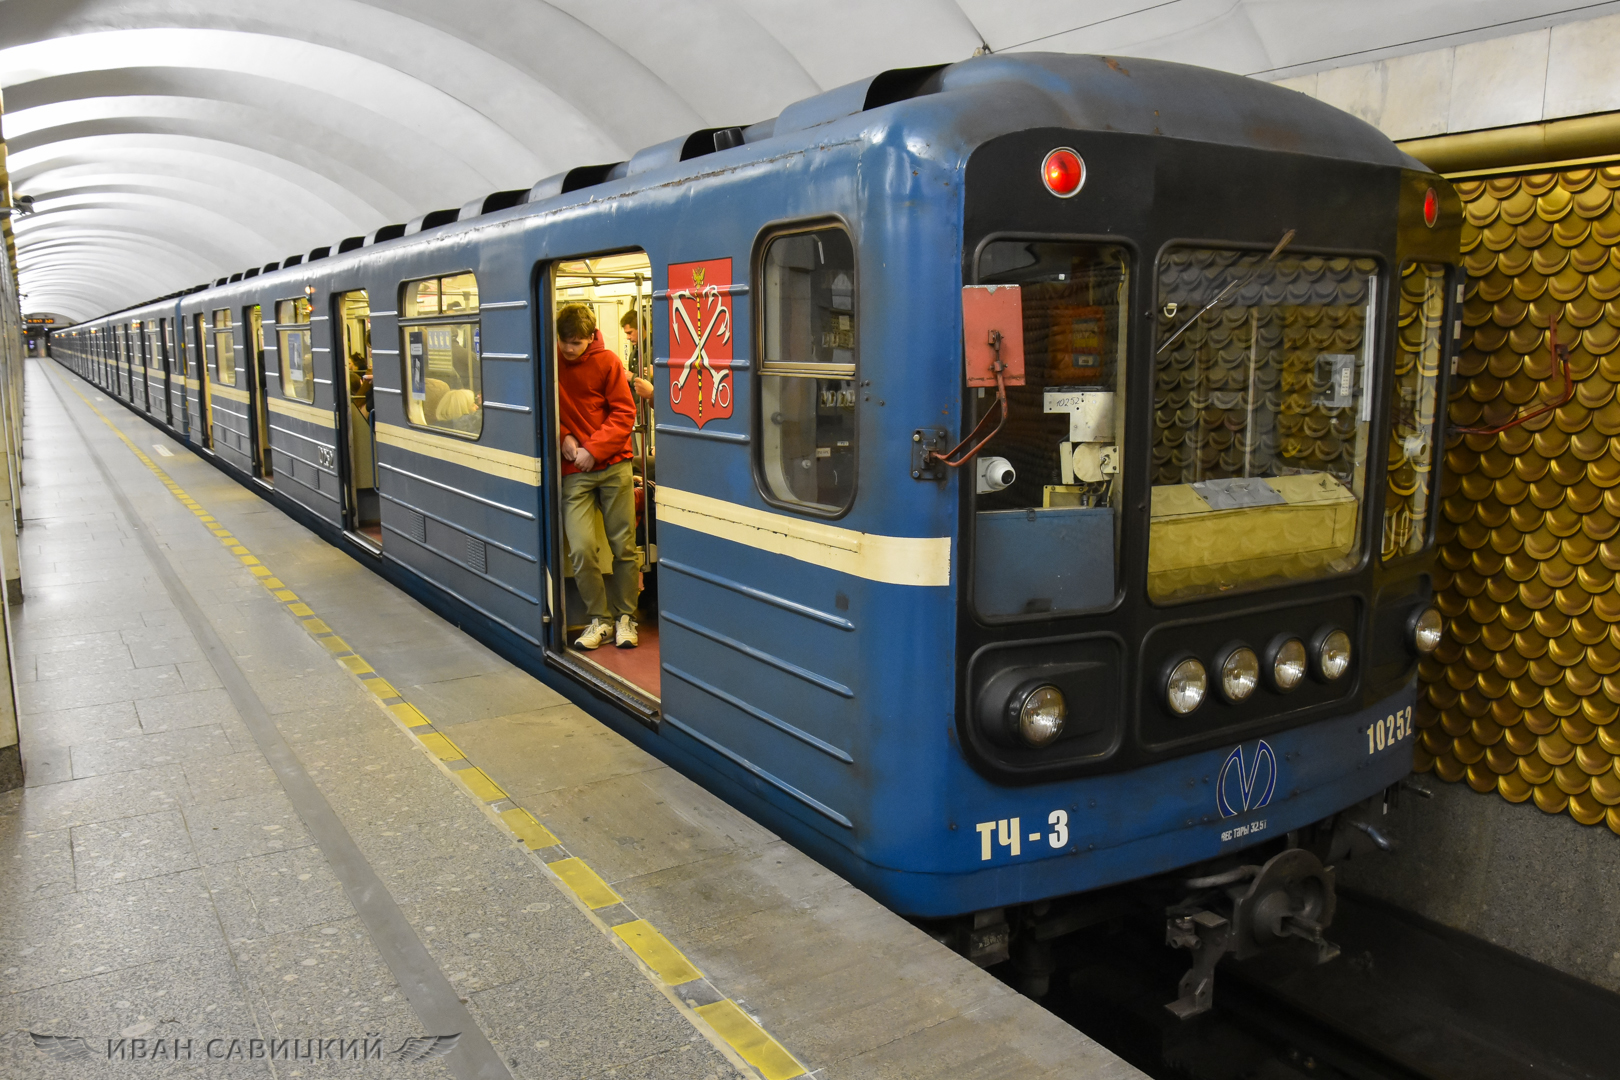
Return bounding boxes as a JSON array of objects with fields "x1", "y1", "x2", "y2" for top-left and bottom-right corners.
[{"x1": 668, "y1": 259, "x2": 733, "y2": 427}]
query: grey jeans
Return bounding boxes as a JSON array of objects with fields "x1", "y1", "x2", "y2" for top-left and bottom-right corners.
[{"x1": 561, "y1": 460, "x2": 640, "y2": 621}]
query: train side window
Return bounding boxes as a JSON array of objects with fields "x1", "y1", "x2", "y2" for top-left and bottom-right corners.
[
  {"x1": 971, "y1": 240, "x2": 1131, "y2": 618},
  {"x1": 276, "y1": 297, "x2": 315, "y2": 402},
  {"x1": 1383, "y1": 263, "x2": 1445, "y2": 559},
  {"x1": 212, "y1": 309, "x2": 236, "y2": 385},
  {"x1": 398, "y1": 273, "x2": 482, "y2": 438},
  {"x1": 757, "y1": 226, "x2": 857, "y2": 513}
]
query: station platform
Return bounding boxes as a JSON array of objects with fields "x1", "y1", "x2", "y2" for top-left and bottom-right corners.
[{"x1": 0, "y1": 357, "x2": 1144, "y2": 1080}]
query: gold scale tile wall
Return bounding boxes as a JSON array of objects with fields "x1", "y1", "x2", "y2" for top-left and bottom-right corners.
[{"x1": 1422, "y1": 165, "x2": 1620, "y2": 832}]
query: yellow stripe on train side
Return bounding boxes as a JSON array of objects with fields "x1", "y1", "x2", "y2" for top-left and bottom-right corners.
[
  {"x1": 657, "y1": 485, "x2": 951, "y2": 587},
  {"x1": 267, "y1": 396, "x2": 337, "y2": 428},
  {"x1": 375, "y1": 422, "x2": 542, "y2": 486}
]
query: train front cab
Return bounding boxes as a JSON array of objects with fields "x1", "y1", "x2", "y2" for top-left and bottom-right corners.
[{"x1": 933, "y1": 128, "x2": 1461, "y2": 1003}]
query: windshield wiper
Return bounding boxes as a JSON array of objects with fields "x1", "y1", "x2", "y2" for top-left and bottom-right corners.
[{"x1": 1157, "y1": 229, "x2": 1295, "y2": 356}]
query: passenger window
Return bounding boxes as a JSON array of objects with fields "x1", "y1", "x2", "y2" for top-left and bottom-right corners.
[
  {"x1": 399, "y1": 274, "x2": 482, "y2": 437},
  {"x1": 276, "y1": 297, "x2": 315, "y2": 402},
  {"x1": 758, "y1": 227, "x2": 857, "y2": 513},
  {"x1": 971, "y1": 241, "x2": 1130, "y2": 618},
  {"x1": 1384, "y1": 263, "x2": 1445, "y2": 559},
  {"x1": 212, "y1": 309, "x2": 236, "y2": 385}
]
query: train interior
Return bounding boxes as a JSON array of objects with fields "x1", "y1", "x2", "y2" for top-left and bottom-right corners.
[
  {"x1": 191, "y1": 312, "x2": 215, "y2": 450},
  {"x1": 971, "y1": 240, "x2": 1130, "y2": 618},
  {"x1": 548, "y1": 252, "x2": 660, "y2": 703},
  {"x1": 246, "y1": 302, "x2": 274, "y2": 485},
  {"x1": 338, "y1": 289, "x2": 381, "y2": 547}
]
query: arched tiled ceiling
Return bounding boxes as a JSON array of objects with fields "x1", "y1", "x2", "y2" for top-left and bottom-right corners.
[{"x1": 2, "y1": 0, "x2": 1611, "y2": 320}]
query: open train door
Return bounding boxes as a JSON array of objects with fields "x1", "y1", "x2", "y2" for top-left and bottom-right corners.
[
  {"x1": 191, "y1": 313, "x2": 213, "y2": 449},
  {"x1": 244, "y1": 304, "x2": 274, "y2": 485},
  {"x1": 335, "y1": 290, "x2": 381, "y2": 549},
  {"x1": 539, "y1": 252, "x2": 660, "y2": 720}
]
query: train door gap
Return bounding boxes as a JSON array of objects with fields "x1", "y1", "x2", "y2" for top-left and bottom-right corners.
[
  {"x1": 136, "y1": 319, "x2": 152, "y2": 412},
  {"x1": 245, "y1": 304, "x2": 274, "y2": 487},
  {"x1": 541, "y1": 251, "x2": 661, "y2": 712},
  {"x1": 148, "y1": 320, "x2": 161, "y2": 416},
  {"x1": 335, "y1": 290, "x2": 381, "y2": 551},
  {"x1": 192, "y1": 313, "x2": 214, "y2": 451},
  {"x1": 159, "y1": 318, "x2": 175, "y2": 426}
]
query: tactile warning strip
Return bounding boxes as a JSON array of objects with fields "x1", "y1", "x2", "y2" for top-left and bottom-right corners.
[
  {"x1": 1427, "y1": 164, "x2": 1620, "y2": 833},
  {"x1": 55, "y1": 371, "x2": 809, "y2": 1080}
]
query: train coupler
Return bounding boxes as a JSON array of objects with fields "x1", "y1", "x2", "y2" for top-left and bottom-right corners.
[{"x1": 1164, "y1": 847, "x2": 1340, "y2": 1019}]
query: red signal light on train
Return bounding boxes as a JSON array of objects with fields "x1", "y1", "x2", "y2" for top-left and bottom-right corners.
[
  {"x1": 1042, "y1": 148, "x2": 1086, "y2": 198},
  {"x1": 1423, "y1": 187, "x2": 1438, "y2": 227}
]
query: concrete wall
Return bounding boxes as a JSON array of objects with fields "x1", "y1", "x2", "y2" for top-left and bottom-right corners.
[
  {"x1": 1339, "y1": 781, "x2": 1620, "y2": 993},
  {"x1": 1269, "y1": 13, "x2": 1620, "y2": 142},
  {"x1": 0, "y1": 92, "x2": 22, "y2": 792}
]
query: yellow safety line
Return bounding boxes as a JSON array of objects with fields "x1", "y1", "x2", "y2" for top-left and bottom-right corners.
[
  {"x1": 613, "y1": 920, "x2": 704, "y2": 984},
  {"x1": 696, "y1": 1001, "x2": 808, "y2": 1080},
  {"x1": 51, "y1": 367, "x2": 807, "y2": 1080}
]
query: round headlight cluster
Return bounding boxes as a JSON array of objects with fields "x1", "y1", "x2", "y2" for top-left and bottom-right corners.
[
  {"x1": 1166, "y1": 658, "x2": 1208, "y2": 716},
  {"x1": 1316, "y1": 629, "x2": 1352, "y2": 681},
  {"x1": 1016, "y1": 685, "x2": 1067, "y2": 747},
  {"x1": 1269, "y1": 636, "x2": 1309, "y2": 692},
  {"x1": 1410, "y1": 607, "x2": 1443, "y2": 654},
  {"x1": 1166, "y1": 627, "x2": 1352, "y2": 715},
  {"x1": 1218, "y1": 646, "x2": 1260, "y2": 704}
]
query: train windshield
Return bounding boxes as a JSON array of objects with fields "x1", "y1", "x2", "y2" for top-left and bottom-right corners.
[{"x1": 1150, "y1": 249, "x2": 1379, "y2": 601}]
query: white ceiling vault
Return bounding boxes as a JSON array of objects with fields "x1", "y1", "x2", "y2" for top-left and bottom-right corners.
[{"x1": 2, "y1": 0, "x2": 1612, "y2": 320}]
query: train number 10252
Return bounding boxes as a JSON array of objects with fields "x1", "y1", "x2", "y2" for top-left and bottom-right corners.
[{"x1": 1367, "y1": 706, "x2": 1413, "y2": 756}]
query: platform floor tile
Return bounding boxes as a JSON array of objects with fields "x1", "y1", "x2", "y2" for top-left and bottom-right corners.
[{"x1": 1, "y1": 360, "x2": 1144, "y2": 1080}]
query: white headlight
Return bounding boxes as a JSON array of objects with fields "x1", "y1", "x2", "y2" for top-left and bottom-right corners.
[
  {"x1": 1166, "y1": 658, "x2": 1207, "y2": 716},
  {"x1": 1271, "y1": 637, "x2": 1307, "y2": 692},
  {"x1": 1317, "y1": 629, "x2": 1352, "y2": 681},
  {"x1": 1411, "y1": 608, "x2": 1443, "y2": 654},
  {"x1": 1219, "y1": 646, "x2": 1259, "y2": 703},
  {"x1": 1017, "y1": 685, "x2": 1066, "y2": 747}
]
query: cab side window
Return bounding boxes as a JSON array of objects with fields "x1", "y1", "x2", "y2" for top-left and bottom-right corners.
[
  {"x1": 399, "y1": 274, "x2": 482, "y2": 438},
  {"x1": 1383, "y1": 263, "x2": 1446, "y2": 559},
  {"x1": 757, "y1": 227, "x2": 856, "y2": 513}
]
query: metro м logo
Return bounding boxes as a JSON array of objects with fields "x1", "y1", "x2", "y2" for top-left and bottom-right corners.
[{"x1": 1216, "y1": 740, "x2": 1277, "y2": 819}]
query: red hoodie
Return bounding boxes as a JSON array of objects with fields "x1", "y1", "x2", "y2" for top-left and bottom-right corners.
[{"x1": 558, "y1": 333, "x2": 636, "y2": 476}]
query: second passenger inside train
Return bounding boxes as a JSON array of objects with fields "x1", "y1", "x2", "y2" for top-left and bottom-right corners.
[
  {"x1": 619, "y1": 307, "x2": 654, "y2": 403},
  {"x1": 556, "y1": 304, "x2": 641, "y2": 650}
]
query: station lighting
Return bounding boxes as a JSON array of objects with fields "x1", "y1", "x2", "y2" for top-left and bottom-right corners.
[
  {"x1": 1166, "y1": 658, "x2": 1207, "y2": 715},
  {"x1": 1042, "y1": 148, "x2": 1086, "y2": 198},
  {"x1": 1017, "y1": 685, "x2": 1067, "y2": 747},
  {"x1": 1410, "y1": 607, "x2": 1443, "y2": 654},
  {"x1": 1269, "y1": 637, "x2": 1308, "y2": 692},
  {"x1": 1316, "y1": 629, "x2": 1352, "y2": 681},
  {"x1": 1218, "y1": 646, "x2": 1260, "y2": 704}
]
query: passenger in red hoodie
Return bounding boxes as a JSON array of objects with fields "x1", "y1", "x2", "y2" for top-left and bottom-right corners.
[{"x1": 556, "y1": 304, "x2": 641, "y2": 649}]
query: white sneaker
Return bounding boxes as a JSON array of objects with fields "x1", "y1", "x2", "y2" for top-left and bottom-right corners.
[
  {"x1": 574, "y1": 618, "x2": 613, "y2": 650},
  {"x1": 615, "y1": 615, "x2": 639, "y2": 649}
]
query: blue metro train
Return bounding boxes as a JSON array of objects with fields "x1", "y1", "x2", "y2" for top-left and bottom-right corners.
[{"x1": 51, "y1": 53, "x2": 1458, "y2": 1011}]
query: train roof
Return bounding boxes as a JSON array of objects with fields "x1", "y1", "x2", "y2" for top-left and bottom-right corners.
[{"x1": 72, "y1": 52, "x2": 1420, "y2": 325}]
